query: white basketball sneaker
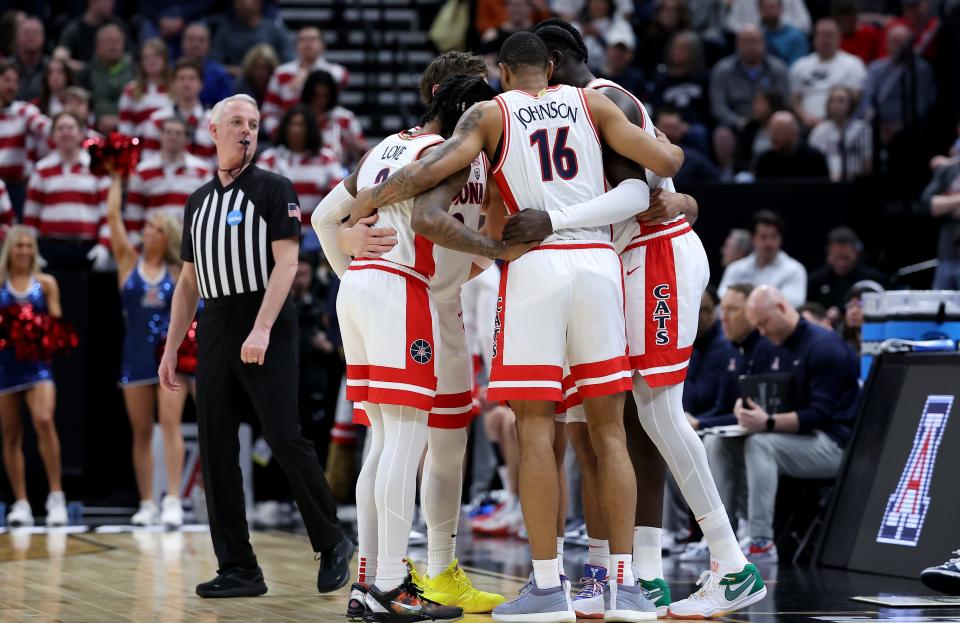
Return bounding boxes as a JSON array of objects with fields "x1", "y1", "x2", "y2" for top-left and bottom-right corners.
[
  {"x1": 668, "y1": 560, "x2": 766, "y2": 619},
  {"x1": 7, "y1": 499, "x2": 34, "y2": 527},
  {"x1": 161, "y1": 496, "x2": 184, "y2": 528},
  {"x1": 131, "y1": 500, "x2": 159, "y2": 526},
  {"x1": 45, "y1": 491, "x2": 68, "y2": 527}
]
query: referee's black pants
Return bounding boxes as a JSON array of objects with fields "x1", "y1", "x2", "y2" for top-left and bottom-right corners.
[{"x1": 196, "y1": 292, "x2": 343, "y2": 571}]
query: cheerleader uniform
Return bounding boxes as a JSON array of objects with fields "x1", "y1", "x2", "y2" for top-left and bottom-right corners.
[
  {"x1": 0, "y1": 278, "x2": 54, "y2": 395},
  {"x1": 119, "y1": 260, "x2": 175, "y2": 386}
]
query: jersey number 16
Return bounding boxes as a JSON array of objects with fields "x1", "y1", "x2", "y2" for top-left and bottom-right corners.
[{"x1": 529, "y1": 127, "x2": 579, "y2": 181}]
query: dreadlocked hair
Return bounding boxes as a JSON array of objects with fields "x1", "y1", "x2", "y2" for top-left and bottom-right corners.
[
  {"x1": 420, "y1": 74, "x2": 496, "y2": 138},
  {"x1": 533, "y1": 18, "x2": 589, "y2": 64}
]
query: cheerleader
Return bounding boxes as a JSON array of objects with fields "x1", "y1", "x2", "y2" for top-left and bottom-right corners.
[
  {"x1": 0, "y1": 226, "x2": 67, "y2": 527},
  {"x1": 106, "y1": 170, "x2": 186, "y2": 527}
]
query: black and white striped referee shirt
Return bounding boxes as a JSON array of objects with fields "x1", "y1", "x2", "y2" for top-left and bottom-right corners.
[{"x1": 181, "y1": 165, "x2": 301, "y2": 299}]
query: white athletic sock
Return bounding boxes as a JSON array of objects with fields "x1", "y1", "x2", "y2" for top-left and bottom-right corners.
[
  {"x1": 497, "y1": 465, "x2": 512, "y2": 493},
  {"x1": 533, "y1": 558, "x2": 562, "y2": 589},
  {"x1": 373, "y1": 405, "x2": 429, "y2": 590},
  {"x1": 375, "y1": 556, "x2": 407, "y2": 591},
  {"x1": 427, "y1": 530, "x2": 456, "y2": 578},
  {"x1": 356, "y1": 402, "x2": 384, "y2": 584},
  {"x1": 422, "y1": 427, "x2": 467, "y2": 578},
  {"x1": 698, "y1": 506, "x2": 749, "y2": 568},
  {"x1": 358, "y1": 554, "x2": 377, "y2": 585},
  {"x1": 587, "y1": 537, "x2": 610, "y2": 570},
  {"x1": 557, "y1": 536, "x2": 565, "y2": 576},
  {"x1": 610, "y1": 554, "x2": 635, "y2": 585},
  {"x1": 632, "y1": 526, "x2": 663, "y2": 581}
]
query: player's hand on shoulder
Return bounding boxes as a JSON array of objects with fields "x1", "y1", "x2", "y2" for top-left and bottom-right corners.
[{"x1": 501, "y1": 210, "x2": 552, "y2": 245}]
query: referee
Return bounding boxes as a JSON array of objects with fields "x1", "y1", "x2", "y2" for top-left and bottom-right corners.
[{"x1": 159, "y1": 94, "x2": 353, "y2": 598}]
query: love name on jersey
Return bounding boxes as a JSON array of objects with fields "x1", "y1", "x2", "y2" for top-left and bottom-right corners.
[
  {"x1": 512, "y1": 101, "x2": 579, "y2": 130},
  {"x1": 652, "y1": 284, "x2": 672, "y2": 345},
  {"x1": 380, "y1": 144, "x2": 408, "y2": 161},
  {"x1": 452, "y1": 181, "x2": 483, "y2": 205}
]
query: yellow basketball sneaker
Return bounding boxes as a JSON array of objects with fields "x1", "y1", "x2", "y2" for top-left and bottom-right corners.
[{"x1": 416, "y1": 560, "x2": 507, "y2": 613}]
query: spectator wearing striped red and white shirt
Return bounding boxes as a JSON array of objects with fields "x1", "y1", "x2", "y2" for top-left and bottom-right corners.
[
  {"x1": 125, "y1": 116, "x2": 210, "y2": 246},
  {"x1": 37, "y1": 87, "x2": 102, "y2": 160},
  {"x1": 257, "y1": 105, "x2": 343, "y2": 251},
  {"x1": 23, "y1": 111, "x2": 111, "y2": 269},
  {"x1": 261, "y1": 27, "x2": 349, "y2": 136},
  {"x1": 140, "y1": 59, "x2": 215, "y2": 168},
  {"x1": 0, "y1": 179, "x2": 13, "y2": 240},
  {"x1": 0, "y1": 60, "x2": 52, "y2": 216},
  {"x1": 302, "y1": 69, "x2": 367, "y2": 168},
  {"x1": 118, "y1": 38, "x2": 172, "y2": 138}
]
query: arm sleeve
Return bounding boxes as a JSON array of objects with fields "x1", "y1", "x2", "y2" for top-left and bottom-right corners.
[
  {"x1": 267, "y1": 177, "x2": 302, "y2": 241},
  {"x1": 795, "y1": 341, "x2": 854, "y2": 433},
  {"x1": 311, "y1": 180, "x2": 355, "y2": 278},
  {"x1": 181, "y1": 198, "x2": 195, "y2": 262},
  {"x1": 547, "y1": 178, "x2": 649, "y2": 231}
]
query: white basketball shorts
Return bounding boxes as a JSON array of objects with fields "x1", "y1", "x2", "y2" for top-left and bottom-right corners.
[
  {"x1": 488, "y1": 240, "x2": 632, "y2": 404},
  {"x1": 621, "y1": 218, "x2": 709, "y2": 387}
]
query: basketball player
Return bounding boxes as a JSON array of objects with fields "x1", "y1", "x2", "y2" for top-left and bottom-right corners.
[
  {"x1": 504, "y1": 19, "x2": 767, "y2": 618},
  {"x1": 348, "y1": 32, "x2": 684, "y2": 622},
  {"x1": 318, "y1": 53, "x2": 507, "y2": 616},
  {"x1": 314, "y1": 74, "x2": 524, "y2": 622}
]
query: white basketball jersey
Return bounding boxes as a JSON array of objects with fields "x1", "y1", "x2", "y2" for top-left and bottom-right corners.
[
  {"x1": 491, "y1": 85, "x2": 607, "y2": 243},
  {"x1": 586, "y1": 78, "x2": 681, "y2": 251},
  {"x1": 356, "y1": 130, "x2": 444, "y2": 276},
  {"x1": 431, "y1": 154, "x2": 488, "y2": 303}
]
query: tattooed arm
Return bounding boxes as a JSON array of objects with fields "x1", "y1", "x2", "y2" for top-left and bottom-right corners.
[
  {"x1": 584, "y1": 89, "x2": 684, "y2": 178},
  {"x1": 412, "y1": 168, "x2": 534, "y2": 260},
  {"x1": 349, "y1": 101, "x2": 499, "y2": 223}
]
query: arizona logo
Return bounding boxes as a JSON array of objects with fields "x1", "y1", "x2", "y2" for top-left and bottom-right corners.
[
  {"x1": 410, "y1": 339, "x2": 433, "y2": 364},
  {"x1": 652, "y1": 284, "x2": 672, "y2": 345}
]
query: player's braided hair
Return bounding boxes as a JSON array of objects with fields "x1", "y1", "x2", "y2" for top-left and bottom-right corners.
[
  {"x1": 532, "y1": 18, "x2": 589, "y2": 64},
  {"x1": 421, "y1": 74, "x2": 496, "y2": 138}
]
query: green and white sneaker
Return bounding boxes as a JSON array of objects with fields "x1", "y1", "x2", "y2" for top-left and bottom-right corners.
[
  {"x1": 638, "y1": 578, "x2": 671, "y2": 618},
  {"x1": 667, "y1": 561, "x2": 766, "y2": 619}
]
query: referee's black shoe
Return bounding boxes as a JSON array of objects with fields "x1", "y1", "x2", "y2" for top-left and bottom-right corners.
[
  {"x1": 317, "y1": 533, "x2": 356, "y2": 593},
  {"x1": 196, "y1": 566, "x2": 268, "y2": 598}
]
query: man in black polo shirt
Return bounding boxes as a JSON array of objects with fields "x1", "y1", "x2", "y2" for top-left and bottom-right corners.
[
  {"x1": 705, "y1": 285, "x2": 859, "y2": 563},
  {"x1": 158, "y1": 93, "x2": 352, "y2": 598}
]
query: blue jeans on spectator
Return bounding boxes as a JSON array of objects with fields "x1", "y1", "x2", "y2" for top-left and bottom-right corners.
[{"x1": 933, "y1": 259, "x2": 960, "y2": 290}]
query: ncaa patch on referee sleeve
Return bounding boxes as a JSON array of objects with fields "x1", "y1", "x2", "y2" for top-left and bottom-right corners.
[
  {"x1": 410, "y1": 339, "x2": 433, "y2": 364},
  {"x1": 287, "y1": 203, "x2": 301, "y2": 219}
]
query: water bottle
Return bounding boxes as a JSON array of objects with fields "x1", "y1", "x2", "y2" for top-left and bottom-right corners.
[{"x1": 67, "y1": 501, "x2": 84, "y2": 526}]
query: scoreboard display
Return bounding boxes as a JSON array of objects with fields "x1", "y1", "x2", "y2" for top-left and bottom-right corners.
[{"x1": 818, "y1": 353, "x2": 960, "y2": 578}]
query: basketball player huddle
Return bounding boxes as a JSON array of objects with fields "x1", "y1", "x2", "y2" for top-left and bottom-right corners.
[{"x1": 313, "y1": 20, "x2": 768, "y2": 623}]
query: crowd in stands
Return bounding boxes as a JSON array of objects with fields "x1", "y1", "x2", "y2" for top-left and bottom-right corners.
[{"x1": 0, "y1": 0, "x2": 957, "y2": 551}]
